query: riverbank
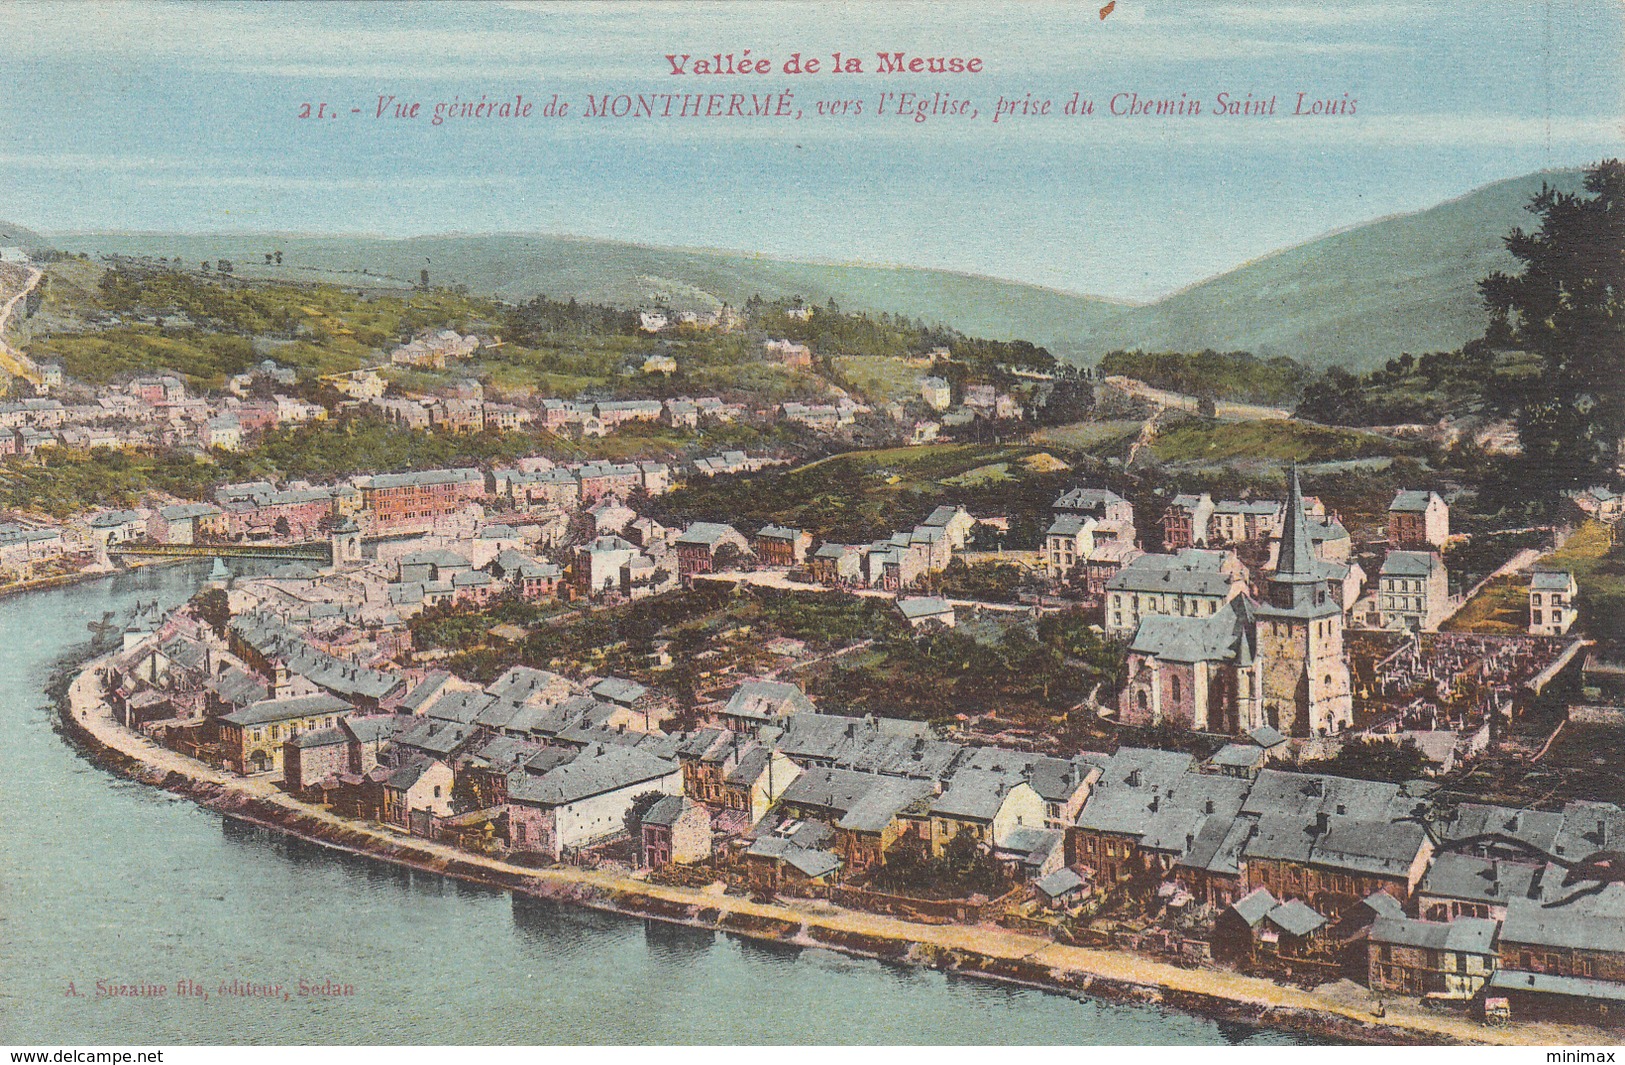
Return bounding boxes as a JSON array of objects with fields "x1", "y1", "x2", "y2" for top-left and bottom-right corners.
[
  {"x1": 0, "y1": 554, "x2": 190, "y2": 603},
  {"x1": 55, "y1": 651, "x2": 1601, "y2": 1047}
]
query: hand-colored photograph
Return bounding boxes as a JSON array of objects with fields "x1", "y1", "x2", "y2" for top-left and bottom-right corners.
[{"x1": 0, "y1": 0, "x2": 1621, "y2": 1051}]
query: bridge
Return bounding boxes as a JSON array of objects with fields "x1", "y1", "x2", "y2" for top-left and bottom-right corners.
[{"x1": 109, "y1": 542, "x2": 332, "y2": 563}]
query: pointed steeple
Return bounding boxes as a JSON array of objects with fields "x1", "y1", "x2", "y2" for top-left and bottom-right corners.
[{"x1": 1277, "y1": 463, "x2": 1317, "y2": 581}]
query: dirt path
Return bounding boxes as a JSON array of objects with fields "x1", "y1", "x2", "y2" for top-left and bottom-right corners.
[
  {"x1": 0, "y1": 265, "x2": 45, "y2": 384},
  {"x1": 62, "y1": 655, "x2": 1601, "y2": 1047},
  {"x1": 699, "y1": 569, "x2": 1040, "y2": 614}
]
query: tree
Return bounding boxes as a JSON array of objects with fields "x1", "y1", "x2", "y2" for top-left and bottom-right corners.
[
  {"x1": 623, "y1": 790, "x2": 666, "y2": 842},
  {"x1": 193, "y1": 587, "x2": 231, "y2": 639},
  {"x1": 1480, "y1": 160, "x2": 1625, "y2": 488}
]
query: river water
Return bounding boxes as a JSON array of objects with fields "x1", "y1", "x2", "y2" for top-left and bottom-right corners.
[{"x1": 0, "y1": 563, "x2": 1310, "y2": 1044}]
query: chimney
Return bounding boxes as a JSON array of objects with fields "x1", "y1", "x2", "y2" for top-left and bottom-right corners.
[
  {"x1": 1600, "y1": 819, "x2": 1609, "y2": 846},
  {"x1": 1205, "y1": 799, "x2": 1215, "y2": 815},
  {"x1": 1336, "y1": 803, "x2": 1347, "y2": 816},
  {"x1": 1126, "y1": 769, "x2": 1142, "y2": 788},
  {"x1": 1315, "y1": 811, "x2": 1330, "y2": 835},
  {"x1": 1186, "y1": 832, "x2": 1195, "y2": 850},
  {"x1": 1149, "y1": 795, "x2": 1160, "y2": 813}
]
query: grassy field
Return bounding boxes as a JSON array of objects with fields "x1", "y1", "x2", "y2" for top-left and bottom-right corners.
[
  {"x1": 831, "y1": 354, "x2": 930, "y2": 406},
  {"x1": 1030, "y1": 419, "x2": 1142, "y2": 458},
  {"x1": 1442, "y1": 575, "x2": 1526, "y2": 633},
  {"x1": 1445, "y1": 520, "x2": 1622, "y2": 635},
  {"x1": 648, "y1": 441, "x2": 1075, "y2": 546},
  {"x1": 1151, "y1": 417, "x2": 1411, "y2": 465}
]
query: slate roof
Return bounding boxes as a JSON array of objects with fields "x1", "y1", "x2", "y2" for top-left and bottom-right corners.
[
  {"x1": 1232, "y1": 886, "x2": 1279, "y2": 926},
  {"x1": 837, "y1": 776, "x2": 936, "y2": 833},
  {"x1": 591, "y1": 676, "x2": 648, "y2": 705},
  {"x1": 1034, "y1": 867, "x2": 1086, "y2": 899},
  {"x1": 1108, "y1": 550, "x2": 1238, "y2": 598},
  {"x1": 931, "y1": 769, "x2": 1022, "y2": 822},
  {"x1": 641, "y1": 795, "x2": 691, "y2": 828},
  {"x1": 1486, "y1": 969, "x2": 1625, "y2": 1003},
  {"x1": 723, "y1": 679, "x2": 815, "y2": 722},
  {"x1": 1243, "y1": 812, "x2": 1430, "y2": 877},
  {"x1": 1433, "y1": 802, "x2": 1564, "y2": 857},
  {"x1": 427, "y1": 689, "x2": 494, "y2": 724},
  {"x1": 342, "y1": 714, "x2": 403, "y2": 745},
  {"x1": 676, "y1": 521, "x2": 742, "y2": 548},
  {"x1": 1174, "y1": 814, "x2": 1254, "y2": 877},
  {"x1": 1210, "y1": 744, "x2": 1265, "y2": 770},
  {"x1": 897, "y1": 595, "x2": 953, "y2": 620},
  {"x1": 400, "y1": 548, "x2": 471, "y2": 569},
  {"x1": 207, "y1": 667, "x2": 269, "y2": 709},
  {"x1": 506, "y1": 746, "x2": 678, "y2": 807},
  {"x1": 228, "y1": 613, "x2": 404, "y2": 702},
  {"x1": 393, "y1": 719, "x2": 473, "y2": 758},
  {"x1": 1046, "y1": 515, "x2": 1093, "y2": 537},
  {"x1": 745, "y1": 820, "x2": 842, "y2": 879},
  {"x1": 1381, "y1": 550, "x2": 1442, "y2": 578},
  {"x1": 1129, "y1": 597, "x2": 1255, "y2": 665},
  {"x1": 1390, "y1": 490, "x2": 1440, "y2": 513},
  {"x1": 1135, "y1": 774, "x2": 1252, "y2": 855},
  {"x1": 366, "y1": 468, "x2": 482, "y2": 490},
  {"x1": 222, "y1": 692, "x2": 352, "y2": 727},
  {"x1": 398, "y1": 673, "x2": 451, "y2": 714},
  {"x1": 1370, "y1": 916, "x2": 1498, "y2": 954},
  {"x1": 1419, "y1": 852, "x2": 1543, "y2": 905},
  {"x1": 1053, "y1": 487, "x2": 1125, "y2": 512},
  {"x1": 1502, "y1": 882, "x2": 1625, "y2": 953},
  {"x1": 485, "y1": 666, "x2": 572, "y2": 706},
  {"x1": 1530, "y1": 570, "x2": 1575, "y2": 591},
  {"x1": 998, "y1": 827, "x2": 1064, "y2": 870},
  {"x1": 1241, "y1": 769, "x2": 1412, "y2": 822},
  {"x1": 286, "y1": 727, "x2": 347, "y2": 749},
  {"x1": 756, "y1": 524, "x2": 804, "y2": 541},
  {"x1": 1267, "y1": 899, "x2": 1327, "y2": 938},
  {"x1": 782, "y1": 766, "x2": 908, "y2": 824}
]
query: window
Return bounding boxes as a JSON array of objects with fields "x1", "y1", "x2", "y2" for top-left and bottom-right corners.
[
  {"x1": 433, "y1": 786, "x2": 442, "y2": 798},
  {"x1": 1170, "y1": 676, "x2": 1181, "y2": 702}
]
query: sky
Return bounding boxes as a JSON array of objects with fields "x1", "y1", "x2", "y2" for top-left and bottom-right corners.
[{"x1": 0, "y1": 0, "x2": 1620, "y2": 301}]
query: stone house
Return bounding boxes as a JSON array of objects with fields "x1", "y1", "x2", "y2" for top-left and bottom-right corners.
[
  {"x1": 1367, "y1": 916, "x2": 1499, "y2": 999},
  {"x1": 1388, "y1": 490, "x2": 1450, "y2": 551},
  {"x1": 639, "y1": 796, "x2": 712, "y2": 867},
  {"x1": 218, "y1": 692, "x2": 353, "y2": 776}
]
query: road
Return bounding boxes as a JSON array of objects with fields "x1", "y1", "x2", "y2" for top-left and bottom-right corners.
[
  {"x1": 698, "y1": 568, "x2": 1045, "y2": 614},
  {"x1": 1102, "y1": 375, "x2": 1294, "y2": 422},
  {"x1": 0, "y1": 264, "x2": 45, "y2": 385}
]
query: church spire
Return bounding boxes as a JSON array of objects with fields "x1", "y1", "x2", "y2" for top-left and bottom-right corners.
[{"x1": 1277, "y1": 463, "x2": 1317, "y2": 582}]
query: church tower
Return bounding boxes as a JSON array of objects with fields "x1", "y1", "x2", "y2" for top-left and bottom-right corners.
[{"x1": 1254, "y1": 466, "x2": 1353, "y2": 736}]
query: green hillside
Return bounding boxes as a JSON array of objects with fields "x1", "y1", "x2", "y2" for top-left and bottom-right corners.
[
  {"x1": 1082, "y1": 168, "x2": 1586, "y2": 370},
  {"x1": 30, "y1": 166, "x2": 1588, "y2": 373},
  {"x1": 45, "y1": 230, "x2": 1133, "y2": 361}
]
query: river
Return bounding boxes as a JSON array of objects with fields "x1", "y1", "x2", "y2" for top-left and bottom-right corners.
[{"x1": 0, "y1": 563, "x2": 1310, "y2": 1044}]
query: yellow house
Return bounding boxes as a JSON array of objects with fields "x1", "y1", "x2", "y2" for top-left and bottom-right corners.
[
  {"x1": 928, "y1": 772, "x2": 1046, "y2": 857},
  {"x1": 218, "y1": 692, "x2": 353, "y2": 776}
]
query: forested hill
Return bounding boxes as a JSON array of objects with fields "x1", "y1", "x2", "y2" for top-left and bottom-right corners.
[{"x1": 27, "y1": 166, "x2": 1588, "y2": 372}]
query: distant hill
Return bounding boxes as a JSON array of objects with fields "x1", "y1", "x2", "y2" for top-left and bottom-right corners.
[
  {"x1": 1077, "y1": 168, "x2": 1586, "y2": 370},
  {"x1": 29, "y1": 166, "x2": 1586, "y2": 372},
  {"x1": 0, "y1": 221, "x2": 54, "y2": 256}
]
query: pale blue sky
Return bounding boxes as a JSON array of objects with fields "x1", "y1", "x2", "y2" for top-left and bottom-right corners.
[{"x1": 0, "y1": 1, "x2": 1619, "y2": 300}]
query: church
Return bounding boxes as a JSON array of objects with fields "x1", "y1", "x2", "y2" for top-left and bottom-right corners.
[{"x1": 1118, "y1": 467, "x2": 1354, "y2": 738}]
